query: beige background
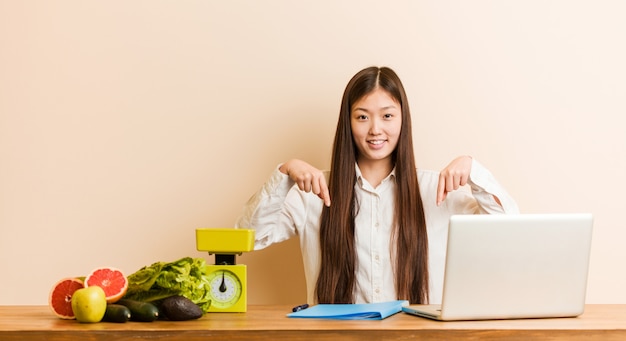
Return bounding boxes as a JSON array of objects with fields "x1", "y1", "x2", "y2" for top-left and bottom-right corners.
[{"x1": 1, "y1": 1, "x2": 625, "y2": 306}]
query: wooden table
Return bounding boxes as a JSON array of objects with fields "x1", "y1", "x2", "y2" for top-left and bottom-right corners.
[{"x1": 1, "y1": 305, "x2": 625, "y2": 340}]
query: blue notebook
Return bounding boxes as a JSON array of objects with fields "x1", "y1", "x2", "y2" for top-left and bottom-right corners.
[{"x1": 287, "y1": 300, "x2": 409, "y2": 320}]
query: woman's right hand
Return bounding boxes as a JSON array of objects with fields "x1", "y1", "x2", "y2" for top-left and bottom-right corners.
[{"x1": 280, "y1": 159, "x2": 331, "y2": 207}]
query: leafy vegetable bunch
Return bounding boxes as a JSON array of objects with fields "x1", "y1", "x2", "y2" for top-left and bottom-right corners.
[{"x1": 123, "y1": 257, "x2": 212, "y2": 313}]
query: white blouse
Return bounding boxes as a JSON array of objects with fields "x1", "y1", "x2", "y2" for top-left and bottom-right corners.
[{"x1": 235, "y1": 159, "x2": 519, "y2": 304}]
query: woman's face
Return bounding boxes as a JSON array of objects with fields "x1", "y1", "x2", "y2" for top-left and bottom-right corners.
[{"x1": 350, "y1": 87, "x2": 402, "y2": 168}]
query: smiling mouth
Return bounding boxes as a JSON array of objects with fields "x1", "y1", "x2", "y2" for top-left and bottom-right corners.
[{"x1": 368, "y1": 140, "x2": 386, "y2": 145}]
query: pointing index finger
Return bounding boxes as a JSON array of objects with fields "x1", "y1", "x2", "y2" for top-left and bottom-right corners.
[
  {"x1": 436, "y1": 172, "x2": 446, "y2": 206},
  {"x1": 320, "y1": 177, "x2": 331, "y2": 207}
]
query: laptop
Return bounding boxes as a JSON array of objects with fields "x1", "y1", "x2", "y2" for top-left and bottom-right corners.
[{"x1": 402, "y1": 213, "x2": 593, "y2": 321}]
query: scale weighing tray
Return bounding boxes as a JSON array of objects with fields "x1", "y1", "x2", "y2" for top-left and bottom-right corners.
[{"x1": 196, "y1": 228, "x2": 255, "y2": 254}]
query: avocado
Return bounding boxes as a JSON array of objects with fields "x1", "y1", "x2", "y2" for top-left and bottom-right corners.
[{"x1": 160, "y1": 295, "x2": 204, "y2": 321}]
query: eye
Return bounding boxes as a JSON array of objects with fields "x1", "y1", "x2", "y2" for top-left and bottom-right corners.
[
  {"x1": 355, "y1": 114, "x2": 368, "y2": 121},
  {"x1": 383, "y1": 113, "x2": 394, "y2": 119}
]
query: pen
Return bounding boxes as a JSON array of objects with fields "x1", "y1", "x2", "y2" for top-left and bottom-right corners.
[{"x1": 292, "y1": 303, "x2": 309, "y2": 312}]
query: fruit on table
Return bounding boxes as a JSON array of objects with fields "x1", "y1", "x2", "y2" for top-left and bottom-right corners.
[
  {"x1": 160, "y1": 295, "x2": 204, "y2": 321},
  {"x1": 71, "y1": 286, "x2": 107, "y2": 323},
  {"x1": 50, "y1": 262, "x2": 206, "y2": 323},
  {"x1": 84, "y1": 267, "x2": 128, "y2": 304},
  {"x1": 48, "y1": 277, "x2": 85, "y2": 319},
  {"x1": 117, "y1": 298, "x2": 159, "y2": 322}
]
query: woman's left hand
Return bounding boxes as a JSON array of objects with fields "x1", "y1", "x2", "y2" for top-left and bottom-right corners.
[{"x1": 436, "y1": 155, "x2": 473, "y2": 206}]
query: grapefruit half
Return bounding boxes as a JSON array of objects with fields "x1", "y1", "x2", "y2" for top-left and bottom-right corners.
[
  {"x1": 49, "y1": 277, "x2": 85, "y2": 319},
  {"x1": 84, "y1": 267, "x2": 128, "y2": 304}
]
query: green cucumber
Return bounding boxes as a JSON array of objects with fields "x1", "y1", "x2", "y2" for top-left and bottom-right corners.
[
  {"x1": 117, "y1": 299, "x2": 159, "y2": 322},
  {"x1": 103, "y1": 304, "x2": 131, "y2": 323}
]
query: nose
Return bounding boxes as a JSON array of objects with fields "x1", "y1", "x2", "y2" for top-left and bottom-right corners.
[{"x1": 369, "y1": 117, "x2": 382, "y2": 135}]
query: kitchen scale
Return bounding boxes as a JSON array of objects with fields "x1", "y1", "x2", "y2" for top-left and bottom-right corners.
[{"x1": 196, "y1": 228, "x2": 255, "y2": 312}]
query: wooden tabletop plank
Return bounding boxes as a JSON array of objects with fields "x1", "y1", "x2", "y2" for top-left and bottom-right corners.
[{"x1": 1, "y1": 305, "x2": 625, "y2": 341}]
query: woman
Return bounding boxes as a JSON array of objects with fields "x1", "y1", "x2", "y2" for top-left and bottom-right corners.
[{"x1": 236, "y1": 66, "x2": 518, "y2": 305}]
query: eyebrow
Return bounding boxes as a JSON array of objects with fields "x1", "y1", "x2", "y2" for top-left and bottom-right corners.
[{"x1": 353, "y1": 105, "x2": 398, "y2": 112}]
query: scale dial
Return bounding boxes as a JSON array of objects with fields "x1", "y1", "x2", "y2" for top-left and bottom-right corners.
[{"x1": 207, "y1": 269, "x2": 243, "y2": 310}]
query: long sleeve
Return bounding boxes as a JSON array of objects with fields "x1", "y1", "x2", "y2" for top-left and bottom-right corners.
[
  {"x1": 467, "y1": 159, "x2": 519, "y2": 214},
  {"x1": 235, "y1": 166, "x2": 325, "y2": 304},
  {"x1": 235, "y1": 165, "x2": 298, "y2": 250}
]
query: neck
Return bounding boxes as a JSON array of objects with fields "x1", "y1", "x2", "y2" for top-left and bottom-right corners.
[{"x1": 357, "y1": 158, "x2": 393, "y2": 188}]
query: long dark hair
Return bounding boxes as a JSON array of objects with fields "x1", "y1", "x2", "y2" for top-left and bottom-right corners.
[{"x1": 315, "y1": 66, "x2": 429, "y2": 304}]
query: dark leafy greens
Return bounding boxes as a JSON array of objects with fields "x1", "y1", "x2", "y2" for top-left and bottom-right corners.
[{"x1": 123, "y1": 257, "x2": 212, "y2": 313}]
